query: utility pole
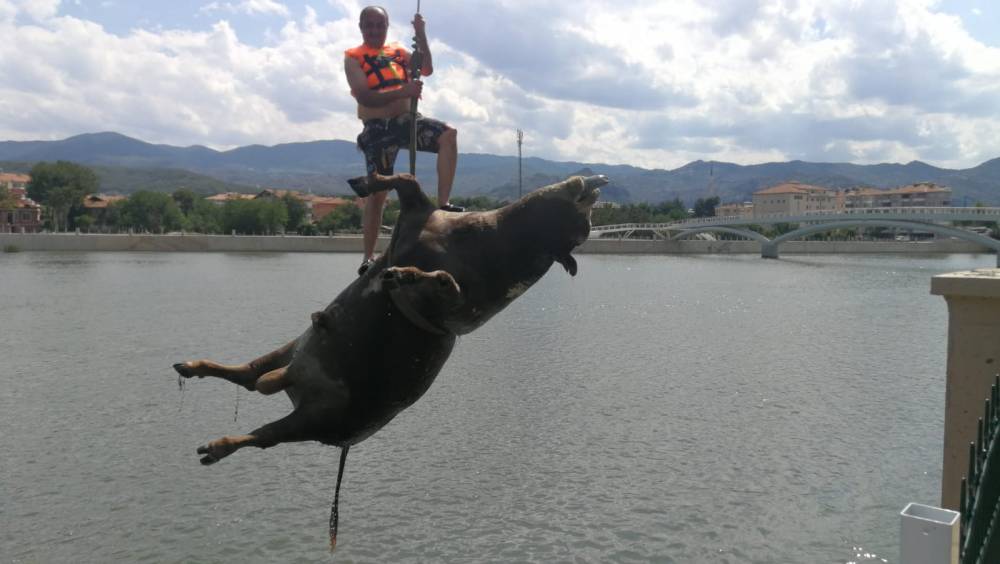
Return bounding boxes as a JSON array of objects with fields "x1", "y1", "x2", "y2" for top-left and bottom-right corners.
[{"x1": 517, "y1": 128, "x2": 523, "y2": 199}]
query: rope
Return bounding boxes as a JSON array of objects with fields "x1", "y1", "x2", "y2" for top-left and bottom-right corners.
[
  {"x1": 177, "y1": 374, "x2": 185, "y2": 412},
  {"x1": 329, "y1": 445, "x2": 350, "y2": 551},
  {"x1": 409, "y1": 6, "x2": 423, "y2": 175}
]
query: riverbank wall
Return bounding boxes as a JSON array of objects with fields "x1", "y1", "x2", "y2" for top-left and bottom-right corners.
[
  {"x1": 0, "y1": 232, "x2": 993, "y2": 256},
  {"x1": 580, "y1": 238, "x2": 988, "y2": 255}
]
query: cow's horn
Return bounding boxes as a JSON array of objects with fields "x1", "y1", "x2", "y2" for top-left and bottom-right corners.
[{"x1": 583, "y1": 175, "x2": 608, "y2": 190}]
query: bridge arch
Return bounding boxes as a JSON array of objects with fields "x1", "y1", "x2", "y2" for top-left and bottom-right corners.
[
  {"x1": 763, "y1": 220, "x2": 1000, "y2": 265},
  {"x1": 670, "y1": 226, "x2": 771, "y2": 244}
]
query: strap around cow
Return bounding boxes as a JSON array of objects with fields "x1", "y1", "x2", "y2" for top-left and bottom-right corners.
[{"x1": 388, "y1": 288, "x2": 450, "y2": 336}]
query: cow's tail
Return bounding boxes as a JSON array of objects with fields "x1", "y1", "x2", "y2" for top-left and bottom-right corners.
[{"x1": 329, "y1": 445, "x2": 350, "y2": 551}]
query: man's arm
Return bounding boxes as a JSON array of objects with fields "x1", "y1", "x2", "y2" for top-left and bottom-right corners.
[
  {"x1": 412, "y1": 13, "x2": 433, "y2": 77},
  {"x1": 344, "y1": 55, "x2": 421, "y2": 108}
]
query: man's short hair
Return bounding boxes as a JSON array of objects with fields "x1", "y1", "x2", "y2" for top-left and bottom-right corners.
[{"x1": 360, "y1": 6, "x2": 389, "y2": 22}]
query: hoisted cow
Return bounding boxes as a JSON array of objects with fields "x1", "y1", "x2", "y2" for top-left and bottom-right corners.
[{"x1": 174, "y1": 173, "x2": 606, "y2": 547}]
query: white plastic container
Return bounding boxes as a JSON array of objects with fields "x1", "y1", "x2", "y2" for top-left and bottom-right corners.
[{"x1": 900, "y1": 502, "x2": 960, "y2": 564}]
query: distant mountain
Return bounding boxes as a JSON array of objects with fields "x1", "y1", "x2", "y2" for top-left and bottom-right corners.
[
  {"x1": 2, "y1": 132, "x2": 999, "y2": 204},
  {"x1": 0, "y1": 159, "x2": 256, "y2": 195}
]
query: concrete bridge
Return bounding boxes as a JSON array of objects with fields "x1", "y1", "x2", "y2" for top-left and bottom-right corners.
[{"x1": 590, "y1": 206, "x2": 1000, "y2": 265}]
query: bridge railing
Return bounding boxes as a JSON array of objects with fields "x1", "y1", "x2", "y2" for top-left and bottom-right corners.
[
  {"x1": 590, "y1": 207, "x2": 1000, "y2": 235},
  {"x1": 618, "y1": 207, "x2": 1000, "y2": 229},
  {"x1": 805, "y1": 207, "x2": 1000, "y2": 218},
  {"x1": 959, "y1": 375, "x2": 1000, "y2": 564},
  {"x1": 590, "y1": 222, "x2": 675, "y2": 233}
]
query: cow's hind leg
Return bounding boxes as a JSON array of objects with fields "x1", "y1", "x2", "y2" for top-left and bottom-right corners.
[
  {"x1": 255, "y1": 366, "x2": 291, "y2": 395},
  {"x1": 174, "y1": 339, "x2": 296, "y2": 391},
  {"x1": 197, "y1": 407, "x2": 318, "y2": 465}
]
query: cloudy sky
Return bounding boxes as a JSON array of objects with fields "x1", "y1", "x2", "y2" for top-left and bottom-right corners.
[{"x1": 2, "y1": 0, "x2": 999, "y2": 169}]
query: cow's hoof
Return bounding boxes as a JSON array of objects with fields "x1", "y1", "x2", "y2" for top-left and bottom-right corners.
[
  {"x1": 173, "y1": 363, "x2": 198, "y2": 378},
  {"x1": 383, "y1": 266, "x2": 414, "y2": 286},
  {"x1": 197, "y1": 438, "x2": 236, "y2": 465},
  {"x1": 197, "y1": 447, "x2": 218, "y2": 465},
  {"x1": 381, "y1": 267, "x2": 408, "y2": 290}
]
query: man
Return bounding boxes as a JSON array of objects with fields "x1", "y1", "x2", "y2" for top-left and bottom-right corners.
[{"x1": 345, "y1": 5, "x2": 461, "y2": 275}]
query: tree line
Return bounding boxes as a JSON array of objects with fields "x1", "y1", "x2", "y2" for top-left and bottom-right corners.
[
  {"x1": 448, "y1": 195, "x2": 719, "y2": 224},
  {"x1": 22, "y1": 161, "x2": 726, "y2": 234},
  {"x1": 24, "y1": 161, "x2": 363, "y2": 235}
]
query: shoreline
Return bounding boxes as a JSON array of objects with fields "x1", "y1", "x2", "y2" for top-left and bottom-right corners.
[{"x1": 1, "y1": 232, "x2": 994, "y2": 256}]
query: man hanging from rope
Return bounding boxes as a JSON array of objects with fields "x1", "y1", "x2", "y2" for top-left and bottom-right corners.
[{"x1": 345, "y1": 5, "x2": 462, "y2": 276}]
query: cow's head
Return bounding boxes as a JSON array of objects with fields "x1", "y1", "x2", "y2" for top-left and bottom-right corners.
[{"x1": 501, "y1": 175, "x2": 606, "y2": 276}]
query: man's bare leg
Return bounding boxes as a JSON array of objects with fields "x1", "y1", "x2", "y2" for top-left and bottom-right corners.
[
  {"x1": 360, "y1": 190, "x2": 389, "y2": 272},
  {"x1": 436, "y1": 128, "x2": 460, "y2": 210}
]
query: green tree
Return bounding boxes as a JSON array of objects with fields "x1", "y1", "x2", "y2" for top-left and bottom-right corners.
[
  {"x1": 316, "y1": 203, "x2": 362, "y2": 234},
  {"x1": 75, "y1": 214, "x2": 95, "y2": 233},
  {"x1": 172, "y1": 188, "x2": 197, "y2": 215},
  {"x1": 382, "y1": 199, "x2": 400, "y2": 226},
  {"x1": 47, "y1": 186, "x2": 83, "y2": 231},
  {"x1": 451, "y1": 195, "x2": 504, "y2": 211},
  {"x1": 0, "y1": 185, "x2": 16, "y2": 209},
  {"x1": 27, "y1": 161, "x2": 99, "y2": 231},
  {"x1": 692, "y1": 196, "x2": 720, "y2": 218},
  {"x1": 221, "y1": 199, "x2": 288, "y2": 234},
  {"x1": 590, "y1": 206, "x2": 619, "y2": 226},
  {"x1": 222, "y1": 200, "x2": 259, "y2": 234},
  {"x1": 257, "y1": 199, "x2": 289, "y2": 234},
  {"x1": 654, "y1": 198, "x2": 688, "y2": 221},
  {"x1": 104, "y1": 200, "x2": 124, "y2": 231},
  {"x1": 589, "y1": 199, "x2": 690, "y2": 226},
  {"x1": 120, "y1": 191, "x2": 184, "y2": 233},
  {"x1": 185, "y1": 198, "x2": 223, "y2": 233},
  {"x1": 282, "y1": 193, "x2": 308, "y2": 232}
]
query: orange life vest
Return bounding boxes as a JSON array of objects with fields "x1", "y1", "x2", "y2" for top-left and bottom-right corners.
[{"x1": 345, "y1": 42, "x2": 410, "y2": 93}]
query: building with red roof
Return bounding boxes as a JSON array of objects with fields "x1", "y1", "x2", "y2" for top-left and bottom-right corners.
[{"x1": 1, "y1": 173, "x2": 42, "y2": 233}]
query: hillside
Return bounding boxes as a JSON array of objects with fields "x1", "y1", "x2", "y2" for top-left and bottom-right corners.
[{"x1": 2, "y1": 132, "x2": 999, "y2": 204}]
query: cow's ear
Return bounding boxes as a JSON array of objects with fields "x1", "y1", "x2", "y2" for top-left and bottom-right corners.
[{"x1": 555, "y1": 253, "x2": 578, "y2": 276}]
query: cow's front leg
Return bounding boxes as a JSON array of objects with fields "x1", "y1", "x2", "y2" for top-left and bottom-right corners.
[
  {"x1": 383, "y1": 266, "x2": 461, "y2": 303},
  {"x1": 382, "y1": 266, "x2": 462, "y2": 335},
  {"x1": 174, "y1": 339, "x2": 296, "y2": 391}
]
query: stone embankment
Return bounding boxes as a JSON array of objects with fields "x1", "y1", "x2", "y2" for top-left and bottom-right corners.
[
  {"x1": 0, "y1": 232, "x2": 992, "y2": 256},
  {"x1": 580, "y1": 237, "x2": 987, "y2": 255}
]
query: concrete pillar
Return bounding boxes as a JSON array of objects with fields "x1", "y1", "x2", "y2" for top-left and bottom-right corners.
[
  {"x1": 931, "y1": 268, "x2": 1000, "y2": 509},
  {"x1": 761, "y1": 242, "x2": 779, "y2": 259}
]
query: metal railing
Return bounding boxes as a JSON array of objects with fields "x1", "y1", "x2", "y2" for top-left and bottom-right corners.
[
  {"x1": 676, "y1": 207, "x2": 1000, "y2": 227},
  {"x1": 590, "y1": 207, "x2": 1000, "y2": 235},
  {"x1": 960, "y1": 375, "x2": 1000, "y2": 564}
]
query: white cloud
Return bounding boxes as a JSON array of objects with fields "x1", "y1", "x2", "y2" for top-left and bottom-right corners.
[
  {"x1": 1, "y1": 0, "x2": 999, "y2": 170},
  {"x1": 0, "y1": 0, "x2": 59, "y2": 21},
  {"x1": 200, "y1": 0, "x2": 291, "y2": 18},
  {"x1": 0, "y1": 7, "x2": 352, "y2": 147}
]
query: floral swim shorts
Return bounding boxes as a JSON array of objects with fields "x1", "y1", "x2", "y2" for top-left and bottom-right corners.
[{"x1": 356, "y1": 113, "x2": 451, "y2": 176}]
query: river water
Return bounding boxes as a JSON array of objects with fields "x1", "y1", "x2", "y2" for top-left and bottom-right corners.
[{"x1": 1, "y1": 251, "x2": 995, "y2": 563}]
